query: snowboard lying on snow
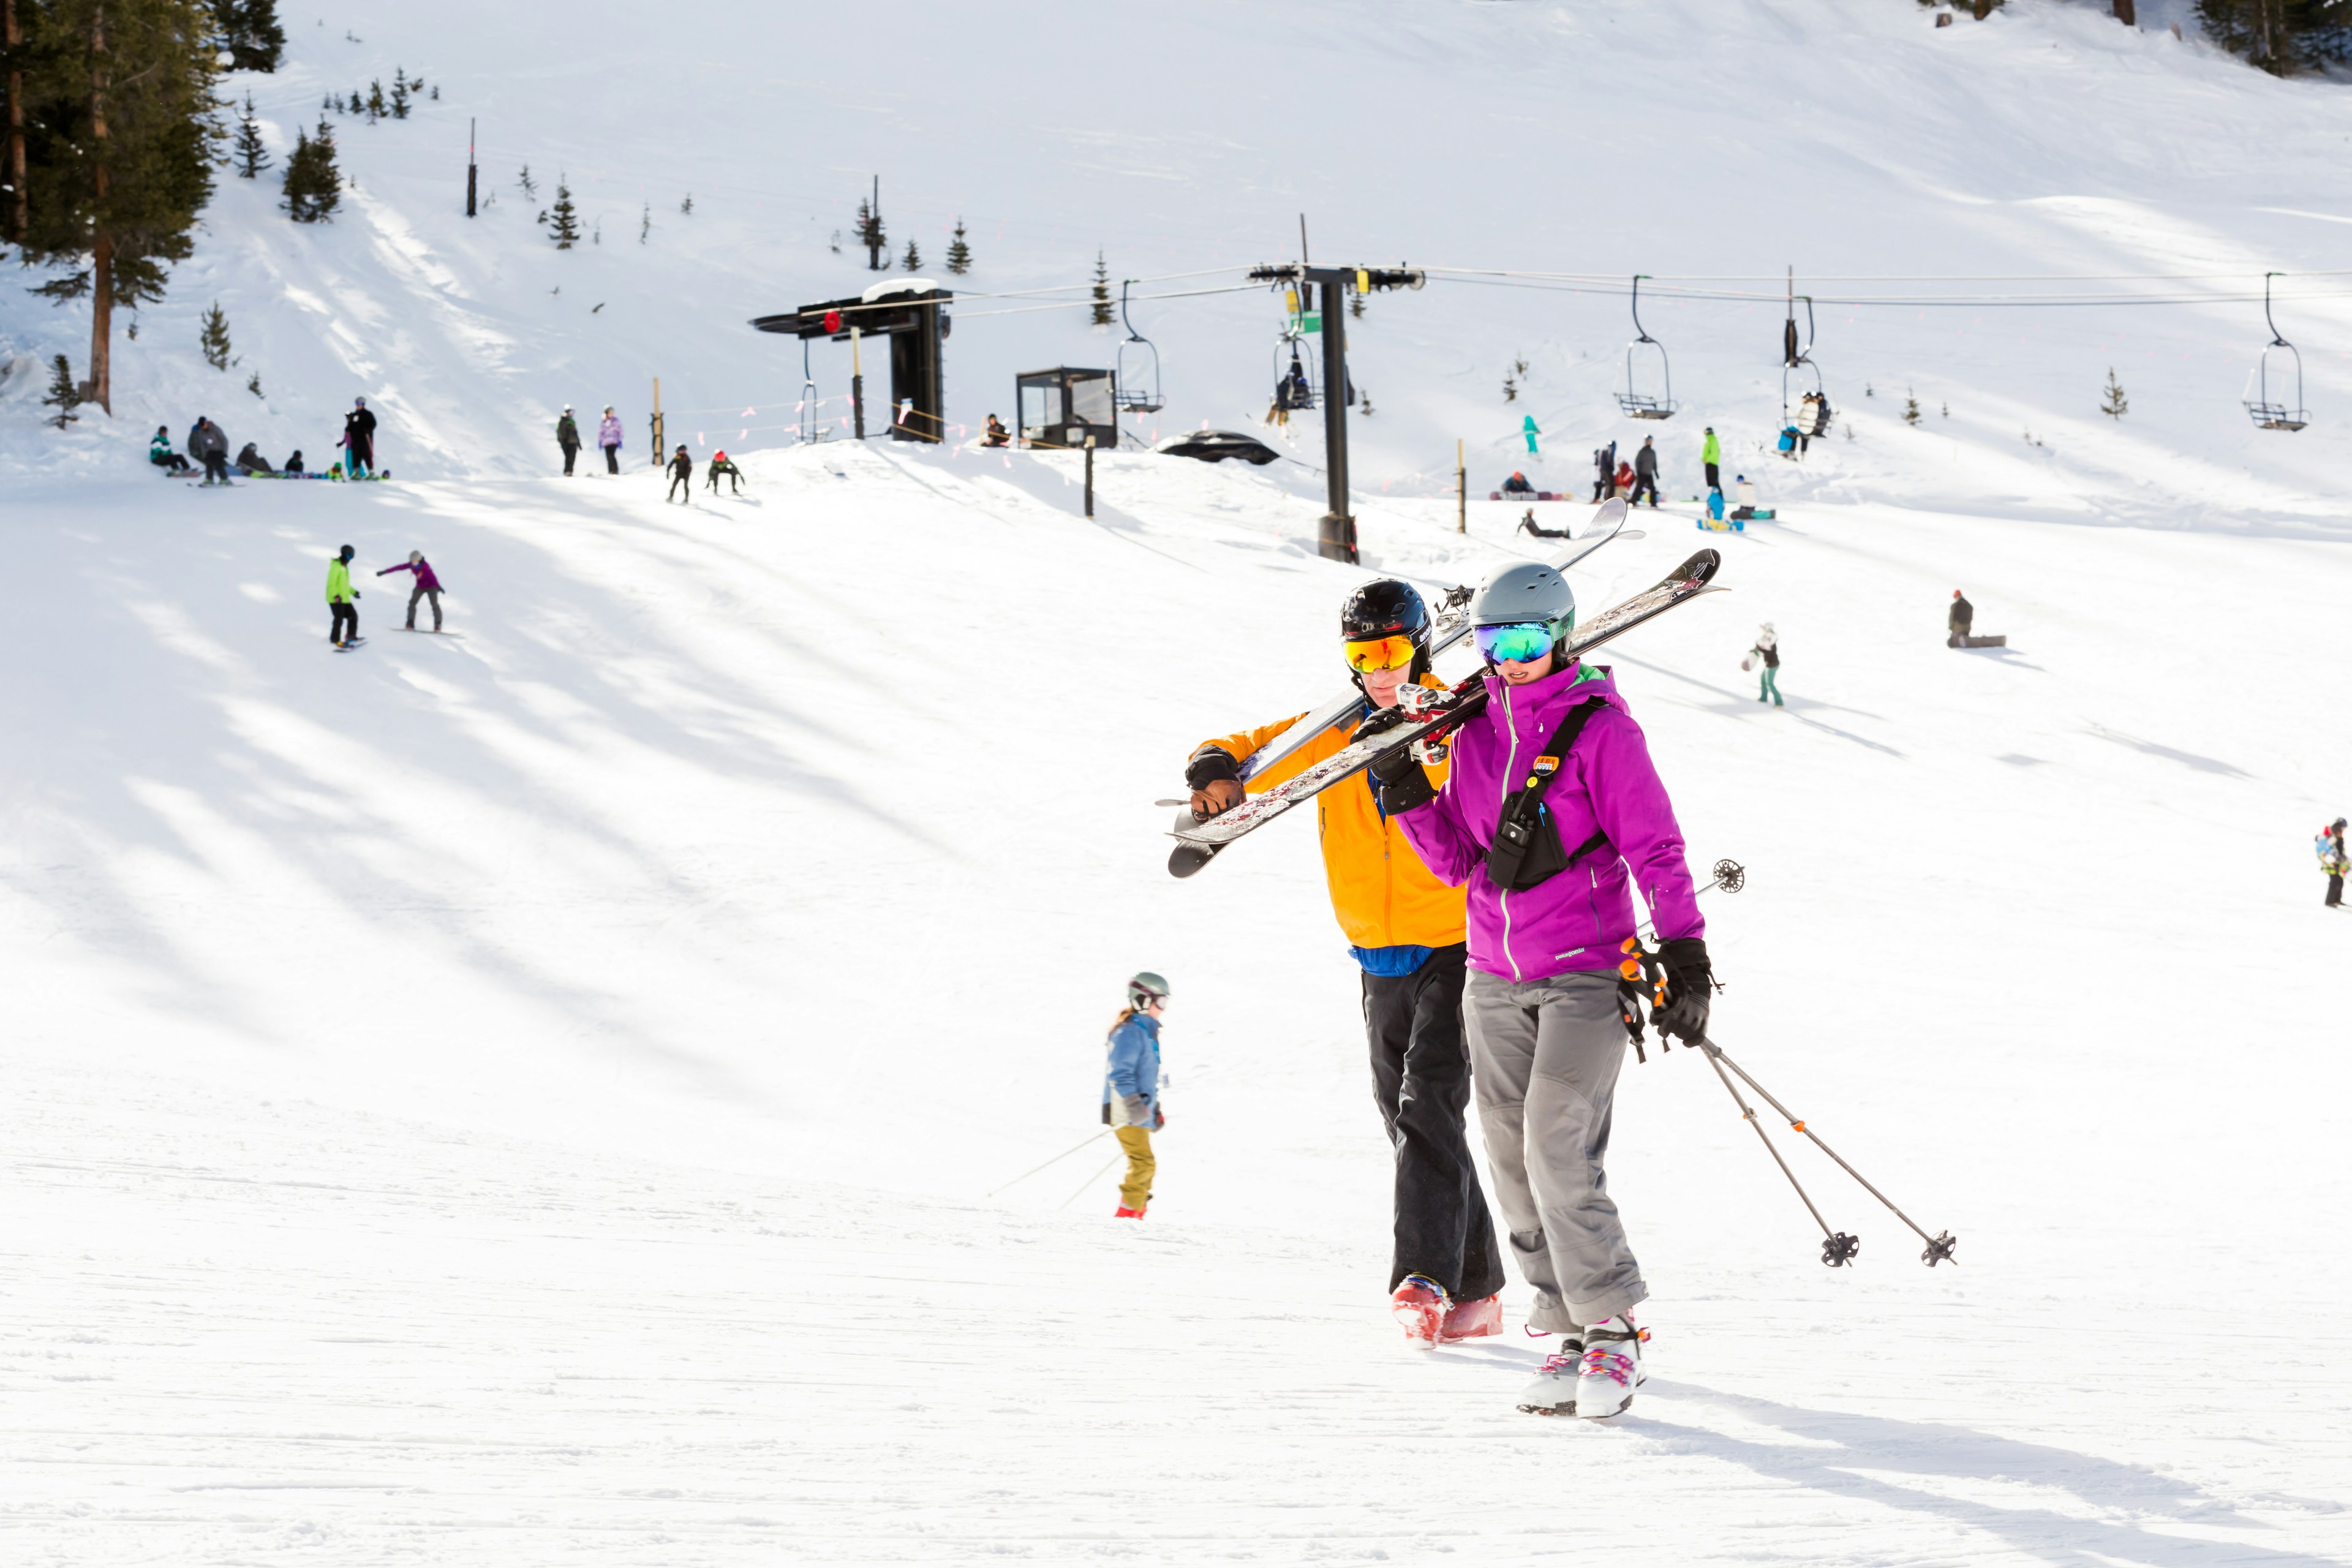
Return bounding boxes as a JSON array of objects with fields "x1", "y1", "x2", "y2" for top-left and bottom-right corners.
[{"x1": 1167, "y1": 541, "x2": 1725, "y2": 877}]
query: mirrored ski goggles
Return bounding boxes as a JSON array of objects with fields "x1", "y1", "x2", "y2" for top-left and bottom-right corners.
[
  {"x1": 1343, "y1": 634, "x2": 1419, "y2": 673},
  {"x1": 1474, "y1": 622, "x2": 1555, "y2": 665}
]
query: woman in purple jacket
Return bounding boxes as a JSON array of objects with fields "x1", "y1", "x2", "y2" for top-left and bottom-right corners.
[
  {"x1": 377, "y1": 551, "x2": 446, "y2": 632},
  {"x1": 1370, "y1": 560, "x2": 1713, "y2": 1421},
  {"x1": 598, "y1": 407, "x2": 624, "y2": 474}
]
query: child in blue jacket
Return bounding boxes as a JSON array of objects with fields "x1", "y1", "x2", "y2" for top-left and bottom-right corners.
[{"x1": 1102, "y1": 973, "x2": 1170, "y2": 1218}]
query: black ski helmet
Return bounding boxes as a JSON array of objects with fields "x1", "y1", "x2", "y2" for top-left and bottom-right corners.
[{"x1": 1339, "y1": 579, "x2": 1432, "y2": 687}]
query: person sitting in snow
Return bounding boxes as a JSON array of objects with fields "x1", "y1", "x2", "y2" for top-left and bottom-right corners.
[
  {"x1": 235, "y1": 442, "x2": 277, "y2": 476},
  {"x1": 1102, "y1": 972, "x2": 1170, "y2": 1219},
  {"x1": 666, "y1": 443, "x2": 694, "y2": 503},
  {"x1": 982, "y1": 414, "x2": 1010, "y2": 448},
  {"x1": 706, "y1": 449, "x2": 744, "y2": 494},
  {"x1": 285, "y1": 450, "x2": 307, "y2": 475},
  {"x1": 1948, "y1": 589, "x2": 1974, "y2": 647},
  {"x1": 1501, "y1": 471, "x2": 1534, "y2": 496},
  {"x1": 149, "y1": 426, "x2": 192, "y2": 474}
]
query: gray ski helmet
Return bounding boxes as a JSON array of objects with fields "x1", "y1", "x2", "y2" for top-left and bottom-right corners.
[
  {"x1": 1468, "y1": 561, "x2": 1576, "y2": 649},
  {"x1": 1126, "y1": 971, "x2": 1170, "y2": 1009}
]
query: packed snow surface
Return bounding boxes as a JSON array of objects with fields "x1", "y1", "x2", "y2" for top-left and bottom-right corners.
[{"x1": 4, "y1": 1, "x2": 2351, "y2": 1564}]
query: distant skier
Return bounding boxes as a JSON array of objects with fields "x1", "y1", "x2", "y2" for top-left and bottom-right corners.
[
  {"x1": 1522, "y1": 413, "x2": 1540, "y2": 456},
  {"x1": 1701, "y1": 426, "x2": 1721, "y2": 492},
  {"x1": 1747, "y1": 623, "x2": 1782, "y2": 706},
  {"x1": 1948, "y1": 589, "x2": 1974, "y2": 646},
  {"x1": 982, "y1": 413, "x2": 1010, "y2": 448},
  {"x1": 342, "y1": 398, "x2": 376, "y2": 478},
  {"x1": 1591, "y1": 441, "x2": 1616, "y2": 503},
  {"x1": 149, "y1": 426, "x2": 192, "y2": 474},
  {"x1": 235, "y1": 442, "x2": 277, "y2": 476},
  {"x1": 598, "y1": 406, "x2": 624, "y2": 474},
  {"x1": 377, "y1": 550, "x2": 445, "y2": 632},
  {"x1": 326, "y1": 545, "x2": 361, "y2": 647},
  {"x1": 706, "y1": 449, "x2": 744, "y2": 494},
  {"x1": 556, "y1": 406, "x2": 582, "y2": 477},
  {"x1": 1374, "y1": 561, "x2": 1714, "y2": 1419},
  {"x1": 665, "y1": 443, "x2": 693, "y2": 503},
  {"x1": 1185, "y1": 581, "x2": 1506, "y2": 1344},
  {"x1": 190, "y1": 418, "x2": 232, "y2": 484},
  {"x1": 1102, "y1": 973, "x2": 1170, "y2": 1218},
  {"x1": 1630, "y1": 437, "x2": 1659, "y2": 508},
  {"x1": 2319, "y1": 818, "x2": 2348, "y2": 909}
]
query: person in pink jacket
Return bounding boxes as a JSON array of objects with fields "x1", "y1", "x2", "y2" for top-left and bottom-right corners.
[
  {"x1": 1371, "y1": 559, "x2": 1713, "y2": 1422},
  {"x1": 598, "y1": 406, "x2": 624, "y2": 474}
]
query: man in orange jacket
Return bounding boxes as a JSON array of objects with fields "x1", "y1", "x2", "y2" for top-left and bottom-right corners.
[{"x1": 1185, "y1": 580, "x2": 1505, "y2": 1344}]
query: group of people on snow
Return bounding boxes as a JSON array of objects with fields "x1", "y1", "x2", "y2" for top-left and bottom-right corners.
[
  {"x1": 322, "y1": 543, "x2": 447, "y2": 649},
  {"x1": 555, "y1": 405, "x2": 627, "y2": 476},
  {"x1": 1148, "y1": 565, "x2": 1716, "y2": 1422},
  {"x1": 148, "y1": 399, "x2": 378, "y2": 483},
  {"x1": 662, "y1": 444, "x2": 743, "y2": 502}
]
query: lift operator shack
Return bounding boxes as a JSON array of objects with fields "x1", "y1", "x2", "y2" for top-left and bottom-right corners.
[{"x1": 750, "y1": 280, "x2": 952, "y2": 442}]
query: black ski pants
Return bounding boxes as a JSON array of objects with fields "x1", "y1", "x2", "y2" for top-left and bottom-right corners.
[
  {"x1": 1363, "y1": 944, "x2": 1506, "y2": 1302},
  {"x1": 1704, "y1": 461, "x2": 1721, "y2": 491},
  {"x1": 667, "y1": 473, "x2": 690, "y2": 502},
  {"x1": 1629, "y1": 472, "x2": 1659, "y2": 507},
  {"x1": 2329, "y1": 873, "x2": 2343, "y2": 908},
  {"x1": 603, "y1": 443, "x2": 620, "y2": 474},
  {"x1": 407, "y1": 584, "x2": 442, "y2": 630},
  {"x1": 560, "y1": 440, "x2": 579, "y2": 476},
  {"x1": 202, "y1": 453, "x2": 230, "y2": 484},
  {"x1": 330, "y1": 600, "x2": 358, "y2": 644}
]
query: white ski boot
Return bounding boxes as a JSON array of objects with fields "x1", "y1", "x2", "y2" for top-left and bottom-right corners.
[
  {"x1": 1574, "y1": 1316, "x2": 1648, "y2": 1420},
  {"x1": 1514, "y1": 1333, "x2": 1585, "y2": 1416}
]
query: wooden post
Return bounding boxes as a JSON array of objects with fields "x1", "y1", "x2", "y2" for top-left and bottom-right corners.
[
  {"x1": 650, "y1": 377, "x2": 663, "y2": 466},
  {"x1": 850, "y1": 326, "x2": 866, "y2": 440},
  {"x1": 1084, "y1": 434, "x2": 1096, "y2": 518},
  {"x1": 1456, "y1": 439, "x2": 1466, "y2": 533}
]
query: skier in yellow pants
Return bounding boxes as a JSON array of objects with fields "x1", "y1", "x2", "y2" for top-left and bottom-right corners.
[{"x1": 1102, "y1": 973, "x2": 1169, "y2": 1218}]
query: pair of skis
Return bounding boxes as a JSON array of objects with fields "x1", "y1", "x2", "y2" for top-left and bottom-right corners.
[{"x1": 1168, "y1": 516, "x2": 1723, "y2": 876}]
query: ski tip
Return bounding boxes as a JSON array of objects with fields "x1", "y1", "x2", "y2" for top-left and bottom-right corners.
[
  {"x1": 1673, "y1": 548, "x2": 1724, "y2": 586},
  {"x1": 1167, "y1": 842, "x2": 1218, "y2": 879}
]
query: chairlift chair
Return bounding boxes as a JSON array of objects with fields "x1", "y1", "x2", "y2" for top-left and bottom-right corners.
[
  {"x1": 797, "y1": 337, "x2": 821, "y2": 445},
  {"x1": 1273, "y1": 329, "x2": 1320, "y2": 412},
  {"x1": 2244, "y1": 272, "x2": 2308, "y2": 432},
  {"x1": 1615, "y1": 274, "x2": 1677, "y2": 419},
  {"x1": 1780, "y1": 294, "x2": 1824, "y2": 428},
  {"x1": 1113, "y1": 281, "x2": 1163, "y2": 416}
]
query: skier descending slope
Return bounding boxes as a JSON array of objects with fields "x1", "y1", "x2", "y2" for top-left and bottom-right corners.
[
  {"x1": 1185, "y1": 582, "x2": 1506, "y2": 1343},
  {"x1": 1374, "y1": 562, "x2": 1713, "y2": 1419}
]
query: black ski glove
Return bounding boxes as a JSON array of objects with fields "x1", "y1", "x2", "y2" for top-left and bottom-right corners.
[
  {"x1": 1185, "y1": 746, "x2": 1243, "y2": 820},
  {"x1": 1363, "y1": 737, "x2": 1436, "y2": 815},
  {"x1": 1654, "y1": 937, "x2": 1714, "y2": 1046}
]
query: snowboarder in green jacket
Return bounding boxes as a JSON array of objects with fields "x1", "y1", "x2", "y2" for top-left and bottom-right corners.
[
  {"x1": 1702, "y1": 427, "x2": 1722, "y2": 492},
  {"x1": 326, "y1": 545, "x2": 361, "y2": 647}
]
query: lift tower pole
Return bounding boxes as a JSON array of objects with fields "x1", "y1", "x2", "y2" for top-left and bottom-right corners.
[{"x1": 1249, "y1": 263, "x2": 1425, "y2": 564}]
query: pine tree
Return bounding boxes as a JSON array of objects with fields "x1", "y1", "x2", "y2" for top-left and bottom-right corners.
[
  {"x1": 639, "y1": 203, "x2": 650, "y2": 244},
  {"x1": 518, "y1": 164, "x2": 536, "y2": 198},
  {"x1": 945, "y1": 217, "x2": 971, "y2": 274},
  {"x1": 200, "y1": 300, "x2": 230, "y2": 368},
  {"x1": 1359, "y1": 386, "x2": 1374, "y2": 417},
  {"x1": 855, "y1": 196, "x2": 884, "y2": 268},
  {"x1": 234, "y1": 93, "x2": 270, "y2": 177},
  {"x1": 2101, "y1": 368, "x2": 2128, "y2": 418},
  {"x1": 246, "y1": 369, "x2": 263, "y2": 397},
  {"x1": 1903, "y1": 390, "x2": 1921, "y2": 426},
  {"x1": 1090, "y1": 251, "x2": 1114, "y2": 328},
  {"x1": 208, "y1": 0, "x2": 285, "y2": 71},
  {"x1": 13, "y1": 0, "x2": 224, "y2": 413},
  {"x1": 549, "y1": 176, "x2": 580, "y2": 248},
  {"x1": 365, "y1": 78, "x2": 384, "y2": 121},
  {"x1": 321, "y1": 92, "x2": 332, "y2": 111},
  {"x1": 390, "y1": 67, "x2": 410, "y2": 118},
  {"x1": 679, "y1": 192, "x2": 692, "y2": 215},
  {"x1": 1349, "y1": 290, "x2": 1365, "y2": 319},
  {"x1": 1502, "y1": 371, "x2": 1518, "y2": 403},
  {"x1": 42, "y1": 355, "x2": 81, "y2": 428},
  {"x1": 281, "y1": 116, "x2": 339, "y2": 221},
  {"x1": 902, "y1": 238, "x2": 921, "y2": 271}
]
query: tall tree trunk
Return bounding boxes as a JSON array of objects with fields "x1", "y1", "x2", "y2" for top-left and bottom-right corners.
[
  {"x1": 2111, "y1": 0, "x2": 2134, "y2": 26},
  {"x1": 86, "y1": 1, "x2": 110, "y2": 414},
  {"x1": 3, "y1": 0, "x2": 26, "y2": 242}
]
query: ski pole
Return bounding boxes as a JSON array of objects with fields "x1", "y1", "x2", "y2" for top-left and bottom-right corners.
[
  {"x1": 1696, "y1": 1039, "x2": 1860, "y2": 1268},
  {"x1": 1057, "y1": 1150, "x2": 1128, "y2": 1210},
  {"x1": 1700, "y1": 1039, "x2": 1959, "y2": 1267},
  {"x1": 987, "y1": 1129, "x2": 1112, "y2": 1197},
  {"x1": 1635, "y1": 858, "x2": 1744, "y2": 944}
]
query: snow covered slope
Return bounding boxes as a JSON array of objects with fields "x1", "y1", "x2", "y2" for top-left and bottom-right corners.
[{"x1": 4, "y1": 1, "x2": 2352, "y2": 1562}]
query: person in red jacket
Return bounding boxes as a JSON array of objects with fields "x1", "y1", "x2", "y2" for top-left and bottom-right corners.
[{"x1": 376, "y1": 551, "x2": 446, "y2": 631}]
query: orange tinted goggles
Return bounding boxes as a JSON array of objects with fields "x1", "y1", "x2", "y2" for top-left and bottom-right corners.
[{"x1": 1344, "y1": 635, "x2": 1418, "y2": 673}]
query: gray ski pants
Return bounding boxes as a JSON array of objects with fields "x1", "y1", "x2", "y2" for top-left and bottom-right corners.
[{"x1": 1463, "y1": 968, "x2": 1648, "y2": 1333}]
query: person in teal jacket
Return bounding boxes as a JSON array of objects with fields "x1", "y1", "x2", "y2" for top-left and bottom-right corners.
[
  {"x1": 1102, "y1": 973, "x2": 1169, "y2": 1218},
  {"x1": 326, "y1": 545, "x2": 361, "y2": 647},
  {"x1": 1701, "y1": 426, "x2": 1722, "y2": 492}
]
